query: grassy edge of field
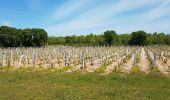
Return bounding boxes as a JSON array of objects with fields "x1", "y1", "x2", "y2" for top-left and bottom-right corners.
[{"x1": 0, "y1": 66, "x2": 169, "y2": 100}]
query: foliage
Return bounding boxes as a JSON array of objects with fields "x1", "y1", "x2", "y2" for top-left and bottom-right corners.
[
  {"x1": 104, "y1": 30, "x2": 118, "y2": 46},
  {"x1": 1, "y1": 26, "x2": 170, "y2": 47},
  {"x1": 119, "y1": 34, "x2": 131, "y2": 45},
  {"x1": 56, "y1": 66, "x2": 72, "y2": 73},
  {"x1": 129, "y1": 31, "x2": 147, "y2": 46},
  {"x1": 47, "y1": 30, "x2": 170, "y2": 46},
  {"x1": 132, "y1": 66, "x2": 141, "y2": 73},
  {"x1": 47, "y1": 37, "x2": 65, "y2": 45},
  {"x1": 95, "y1": 65, "x2": 107, "y2": 73},
  {"x1": 0, "y1": 26, "x2": 48, "y2": 47}
]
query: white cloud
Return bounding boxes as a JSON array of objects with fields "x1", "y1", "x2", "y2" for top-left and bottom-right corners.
[
  {"x1": 138, "y1": 0, "x2": 170, "y2": 22},
  {"x1": 52, "y1": 0, "x2": 92, "y2": 21},
  {"x1": 46, "y1": 0, "x2": 170, "y2": 36},
  {"x1": 116, "y1": 0, "x2": 170, "y2": 33}
]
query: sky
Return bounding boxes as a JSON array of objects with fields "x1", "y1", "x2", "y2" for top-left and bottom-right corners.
[{"x1": 0, "y1": 0, "x2": 170, "y2": 36}]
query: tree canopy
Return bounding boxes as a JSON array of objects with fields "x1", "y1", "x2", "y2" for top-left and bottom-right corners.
[
  {"x1": 0, "y1": 26, "x2": 48, "y2": 47},
  {"x1": 104, "y1": 30, "x2": 118, "y2": 46},
  {"x1": 129, "y1": 31, "x2": 147, "y2": 46},
  {"x1": 1, "y1": 26, "x2": 169, "y2": 47},
  {"x1": 47, "y1": 30, "x2": 170, "y2": 46}
]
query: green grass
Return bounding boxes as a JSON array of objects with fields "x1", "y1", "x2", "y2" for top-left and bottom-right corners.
[
  {"x1": 136, "y1": 55, "x2": 140, "y2": 63},
  {"x1": 132, "y1": 66, "x2": 141, "y2": 73},
  {"x1": 95, "y1": 62, "x2": 113, "y2": 73},
  {"x1": 56, "y1": 66, "x2": 72, "y2": 73},
  {"x1": 0, "y1": 66, "x2": 73, "y2": 73},
  {"x1": 95, "y1": 65, "x2": 107, "y2": 73},
  {"x1": 0, "y1": 70, "x2": 169, "y2": 100}
]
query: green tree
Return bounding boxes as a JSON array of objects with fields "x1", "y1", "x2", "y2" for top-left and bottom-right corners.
[
  {"x1": 165, "y1": 34, "x2": 170, "y2": 45},
  {"x1": 104, "y1": 30, "x2": 117, "y2": 46},
  {"x1": 0, "y1": 26, "x2": 18, "y2": 47},
  {"x1": 19, "y1": 29, "x2": 32, "y2": 46},
  {"x1": 47, "y1": 37, "x2": 65, "y2": 45},
  {"x1": 119, "y1": 34, "x2": 130, "y2": 45},
  {"x1": 0, "y1": 26, "x2": 48, "y2": 47},
  {"x1": 31, "y1": 28, "x2": 48, "y2": 46},
  {"x1": 129, "y1": 31, "x2": 147, "y2": 46}
]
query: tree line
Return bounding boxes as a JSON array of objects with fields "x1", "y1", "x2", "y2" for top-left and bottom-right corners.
[
  {"x1": 48, "y1": 30, "x2": 170, "y2": 46},
  {"x1": 1, "y1": 26, "x2": 169, "y2": 47},
  {"x1": 0, "y1": 26, "x2": 48, "y2": 47}
]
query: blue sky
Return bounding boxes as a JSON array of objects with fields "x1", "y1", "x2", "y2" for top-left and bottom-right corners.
[{"x1": 0, "y1": 0, "x2": 170, "y2": 36}]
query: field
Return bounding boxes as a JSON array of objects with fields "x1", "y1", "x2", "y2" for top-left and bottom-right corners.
[
  {"x1": 0, "y1": 46, "x2": 170, "y2": 99},
  {"x1": 0, "y1": 70, "x2": 169, "y2": 100},
  {"x1": 0, "y1": 46, "x2": 170, "y2": 75}
]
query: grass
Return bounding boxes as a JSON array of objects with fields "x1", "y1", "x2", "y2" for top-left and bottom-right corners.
[
  {"x1": 151, "y1": 65, "x2": 160, "y2": 73},
  {"x1": 95, "y1": 65, "x2": 107, "y2": 73},
  {"x1": 56, "y1": 66, "x2": 72, "y2": 73},
  {"x1": 136, "y1": 55, "x2": 140, "y2": 63},
  {"x1": 95, "y1": 62, "x2": 113, "y2": 73},
  {"x1": 0, "y1": 66, "x2": 73, "y2": 73},
  {"x1": 0, "y1": 69, "x2": 169, "y2": 100},
  {"x1": 132, "y1": 66, "x2": 141, "y2": 73}
]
